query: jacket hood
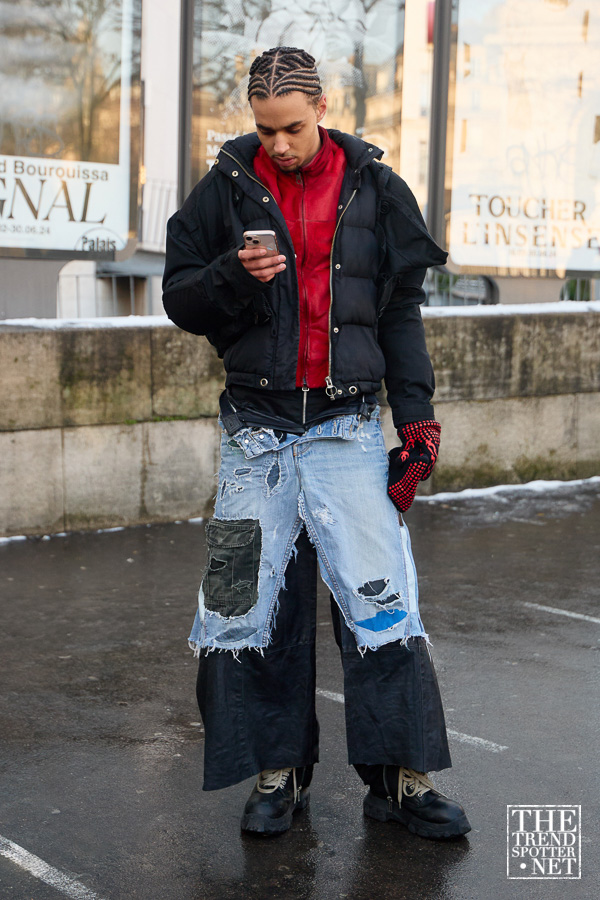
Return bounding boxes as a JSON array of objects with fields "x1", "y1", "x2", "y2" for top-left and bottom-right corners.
[{"x1": 219, "y1": 129, "x2": 383, "y2": 173}]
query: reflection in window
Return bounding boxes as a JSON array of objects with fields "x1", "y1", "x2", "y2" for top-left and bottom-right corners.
[
  {"x1": 190, "y1": 0, "x2": 406, "y2": 183},
  {"x1": 447, "y1": 0, "x2": 600, "y2": 277},
  {"x1": 0, "y1": 0, "x2": 140, "y2": 164}
]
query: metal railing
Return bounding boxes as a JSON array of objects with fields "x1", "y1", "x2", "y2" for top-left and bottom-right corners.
[
  {"x1": 425, "y1": 272, "x2": 599, "y2": 305},
  {"x1": 140, "y1": 177, "x2": 178, "y2": 252},
  {"x1": 56, "y1": 268, "x2": 596, "y2": 318},
  {"x1": 424, "y1": 271, "x2": 496, "y2": 305},
  {"x1": 560, "y1": 278, "x2": 596, "y2": 302},
  {"x1": 57, "y1": 273, "x2": 151, "y2": 318}
]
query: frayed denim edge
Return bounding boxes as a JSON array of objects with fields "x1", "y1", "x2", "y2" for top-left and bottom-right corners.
[{"x1": 188, "y1": 639, "x2": 267, "y2": 663}]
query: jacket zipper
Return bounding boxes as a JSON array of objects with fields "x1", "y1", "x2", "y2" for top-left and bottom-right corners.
[
  {"x1": 325, "y1": 187, "x2": 358, "y2": 399},
  {"x1": 297, "y1": 171, "x2": 311, "y2": 389},
  {"x1": 297, "y1": 171, "x2": 311, "y2": 427},
  {"x1": 302, "y1": 385, "x2": 309, "y2": 426}
]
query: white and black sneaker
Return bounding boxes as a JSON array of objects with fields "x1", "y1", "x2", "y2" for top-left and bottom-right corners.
[{"x1": 241, "y1": 766, "x2": 313, "y2": 835}]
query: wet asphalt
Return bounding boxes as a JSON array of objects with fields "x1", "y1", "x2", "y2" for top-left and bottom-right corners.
[{"x1": 0, "y1": 482, "x2": 599, "y2": 900}]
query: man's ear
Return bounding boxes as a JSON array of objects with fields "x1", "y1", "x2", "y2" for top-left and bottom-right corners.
[{"x1": 316, "y1": 94, "x2": 327, "y2": 123}]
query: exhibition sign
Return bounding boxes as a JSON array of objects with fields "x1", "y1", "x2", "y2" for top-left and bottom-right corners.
[
  {"x1": 447, "y1": 0, "x2": 600, "y2": 276},
  {"x1": 0, "y1": 0, "x2": 139, "y2": 259}
]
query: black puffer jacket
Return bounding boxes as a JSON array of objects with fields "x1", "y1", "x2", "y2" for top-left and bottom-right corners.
[{"x1": 162, "y1": 129, "x2": 447, "y2": 426}]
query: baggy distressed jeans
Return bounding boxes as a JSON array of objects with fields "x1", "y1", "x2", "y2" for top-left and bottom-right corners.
[
  {"x1": 196, "y1": 529, "x2": 452, "y2": 791},
  {"x1": 189, "y1": 411, "x2": 428, "y2": 655}
]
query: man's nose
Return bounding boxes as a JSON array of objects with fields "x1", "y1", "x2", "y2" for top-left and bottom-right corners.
[{"x1": 273, "y1": 133, "x2": 290, "y2": 155}]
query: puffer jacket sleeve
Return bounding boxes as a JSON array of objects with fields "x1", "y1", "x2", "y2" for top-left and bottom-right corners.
[
  {"x1": 376, "y1": 171, "x2": 446, "y2": 427},
  {"x1": 162, "y1": 173, "x2": 272, "y2": 336},
  {"x1": 378, "y1": 287, "x2": 435, "y2": 427}
]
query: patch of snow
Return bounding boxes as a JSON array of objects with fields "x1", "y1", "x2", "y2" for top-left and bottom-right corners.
[
  {"x1": 0, "y1": 526, "x2": 128, "y2": 543},
  {"x1": 2, "y1": 303, "x2": 599, "y2": 330},
  {"x1": 3, "y1": 478, "x2": 596, "y2": 543},
  {"x1": 419, "y1": 475, "x2": 600, "y2": 503},
  {"x1": 0, "y1": 315, "x2": 173, "y2": 329},
  {"x1": 422, "y1": 301, "x2": 600, "y2": 317}
]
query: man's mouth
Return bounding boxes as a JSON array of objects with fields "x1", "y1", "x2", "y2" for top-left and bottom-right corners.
[{"x1": 274, "y1": 157, "x2": 296, "y2": 167}]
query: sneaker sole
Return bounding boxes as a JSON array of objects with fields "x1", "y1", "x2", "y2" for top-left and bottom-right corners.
[
  {"x1": 363, "y1": 792, "x2": 471, "y2": 840},
  {"x1": 241, "y1": 792, "x2": 309, "y2": 836}
]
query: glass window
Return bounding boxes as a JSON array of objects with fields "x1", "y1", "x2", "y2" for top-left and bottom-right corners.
[
  {"x1": 446, "y1": 0, "x2": 600, "y2": 277},
  {"x1": 0, "y1": 1, "x2": 135, "y2": 164},
  {"x1": 190, "y1": 0, "x2": 406, "y2": 183},
  {"x1": 0, "y1": 0, "x2": 141, "y2": 258}
]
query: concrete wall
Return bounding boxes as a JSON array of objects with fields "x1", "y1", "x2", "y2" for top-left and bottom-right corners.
[{"x1": 1, "y1": 306, "x2": 599, "y2": 536}]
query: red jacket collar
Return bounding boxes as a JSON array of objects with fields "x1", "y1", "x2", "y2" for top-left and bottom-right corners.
[{"x1": 255, "y1": 126, "x2": 334, "y2": 181}]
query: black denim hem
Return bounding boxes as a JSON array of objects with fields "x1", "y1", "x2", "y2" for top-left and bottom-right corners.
[{"x1": 330, "y1": 601, "x2": 452, "y2": 774}]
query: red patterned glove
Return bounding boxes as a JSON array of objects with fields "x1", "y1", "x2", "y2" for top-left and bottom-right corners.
[{"x1": 387, "y1": 421, "x2": 441, "y2": 512}]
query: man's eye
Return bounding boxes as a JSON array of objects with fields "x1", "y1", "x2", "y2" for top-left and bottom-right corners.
[{"x1": 288, "y1": 129, "x2": 300, "y2": 135}]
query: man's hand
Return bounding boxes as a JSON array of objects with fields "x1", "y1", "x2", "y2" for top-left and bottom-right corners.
[
  {"x1": 238, "y1": 247, "x2": 287, "y2": 283},
  {"x1": 387, "y1": 421, "x2": 441, "y2": 512}
]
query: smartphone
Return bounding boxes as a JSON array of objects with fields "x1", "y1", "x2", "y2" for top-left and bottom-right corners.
[{"x1": 243, "y1": 230, "x2": 279, "y2": 257}]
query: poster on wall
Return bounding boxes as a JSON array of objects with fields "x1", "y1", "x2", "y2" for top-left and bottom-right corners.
[
  {"x1": 447, "y1": 0, "x2": 600, "y2": 276},
  {"x1": 0, "y1": 0, "x2": 140, "y2": 260}
]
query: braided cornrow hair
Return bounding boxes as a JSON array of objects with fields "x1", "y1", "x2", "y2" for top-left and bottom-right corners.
[{"x1": 248, "y1": 47, "x2": 322, "y2": 105}]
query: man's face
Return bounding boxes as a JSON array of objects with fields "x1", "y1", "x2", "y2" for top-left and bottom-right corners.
[{"x1": 250, "y1": 91, "x2": 327, "y2": 173}]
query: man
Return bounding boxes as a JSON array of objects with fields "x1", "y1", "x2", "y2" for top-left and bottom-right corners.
[{"x1": 163, "y1": 47, "x2": 471, "y2": 840}]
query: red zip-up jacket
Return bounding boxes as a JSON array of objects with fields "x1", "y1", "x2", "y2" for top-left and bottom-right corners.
[{"x1": 254, "y1": 127, "x2": 347, "y2": 388}]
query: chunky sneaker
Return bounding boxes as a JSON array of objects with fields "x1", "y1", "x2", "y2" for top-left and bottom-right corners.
[
  {"x1": 363, "y1": 765, "x2": 471, "y2": 840},
  {"x1": 241, "y1": 765, "x2": 313, "y2": 835}
]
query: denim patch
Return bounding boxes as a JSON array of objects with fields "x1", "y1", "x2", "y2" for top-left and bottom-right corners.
[
  {"x1": 213, "y1": 623, "x2": 258, "y2": 642},
  {"x1": 355, "y1": 608, "x2": 408, "y2": 632},
  {"x1": 203, "y1": 518, "x2": 262, "y2": 617}
]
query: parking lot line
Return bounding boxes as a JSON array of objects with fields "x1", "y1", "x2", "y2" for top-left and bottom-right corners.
[
  {"x1": 0, "y1": 835, "x2": 104, "y2": 900},
  {"x1": 522, "y1": 602, "x2": 600, "y2": 625},
  {"x1": 316, "y1": 689, "x2": 508, "y2": 753}
]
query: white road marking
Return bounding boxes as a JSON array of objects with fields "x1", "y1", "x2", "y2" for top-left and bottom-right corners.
[
  {"x1": 316, "y1": 689, "x2": 507, "y2": 753},
  {"x1": 316, "y1": 689, "x2": 345, "y2": 704},
  {"x1": 446, "y1": 730, "x2": 508, "y2": 753},
  {"x1": 0, "y1": 836, "x2": 104, "y2": 900},
  {"x1": 523, "y1": 602, "x2": 600, "y2": 625}
]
